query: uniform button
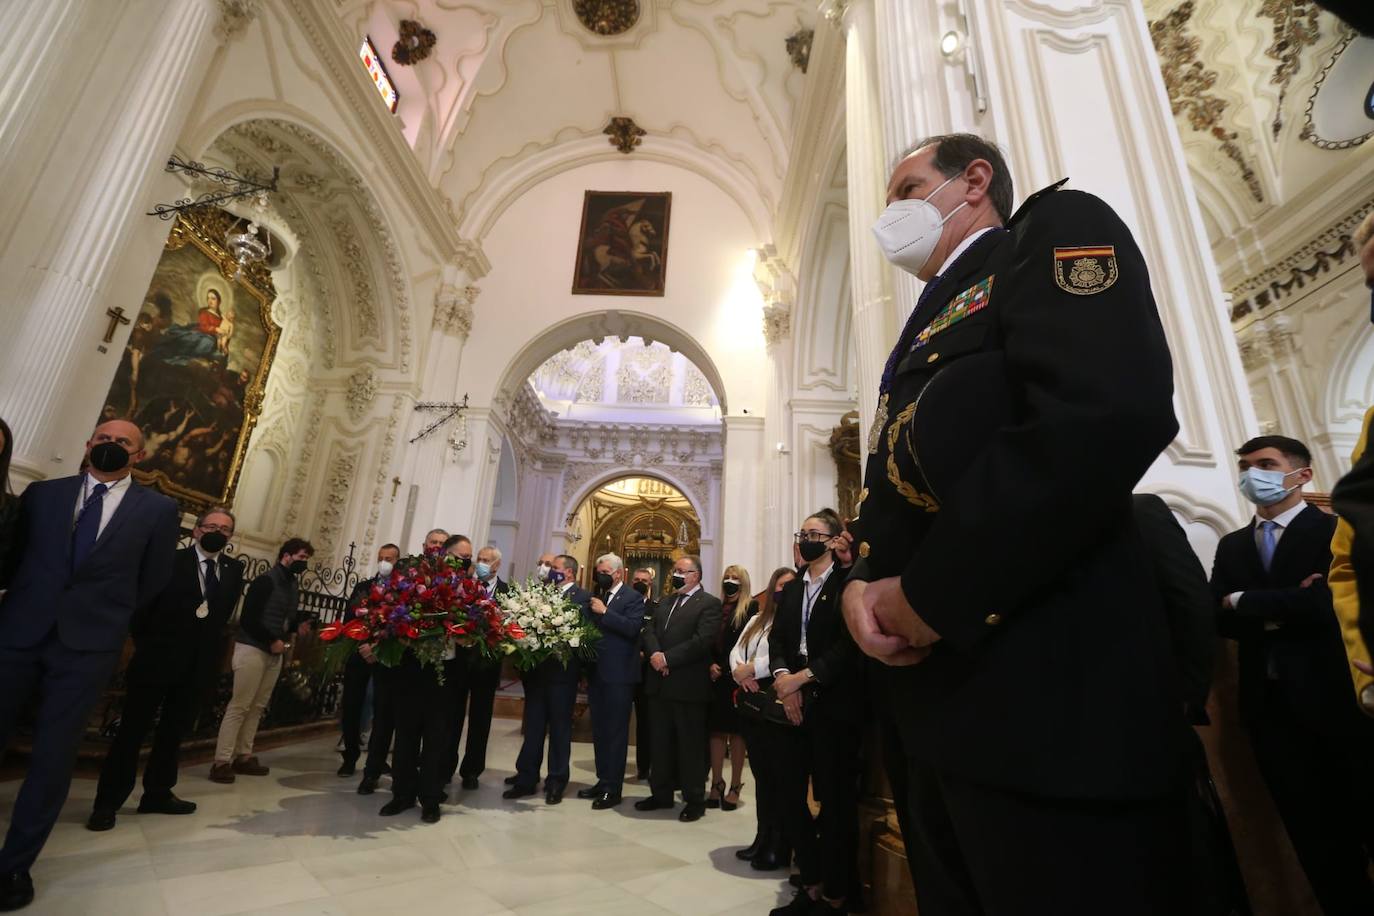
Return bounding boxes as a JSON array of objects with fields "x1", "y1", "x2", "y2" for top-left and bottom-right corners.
[
  {"x1": 984, "y1": 612, "x2": 1002, "y2": 626},
  {"x1": 927, "y1": 352, "x2": 940, "y2": 364},
  {"x1": 858, "y1": 541, "x2": 871, "y2": 558}
]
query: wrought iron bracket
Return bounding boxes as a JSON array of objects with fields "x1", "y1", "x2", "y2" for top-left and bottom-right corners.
[
  {"x1": 410, "y1": 394, "x2": 470, "y2": 444},
  {"x1": 148, "y1": 155, "x2": 279, "y2": 219}
]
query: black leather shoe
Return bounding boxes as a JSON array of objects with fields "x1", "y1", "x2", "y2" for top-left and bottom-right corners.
[
  {"x1": 357, "y1": 776, "x2": 379, "y2": 795},
  {"x1": 634, "y1": 771, "x2": 649, "y2": 781},
  {"x1": 85, "y1": 809, "x2": 116, "y2": 832},
  {"x1": 769, "y1": 889, "x2": 817, "y2": 916},
  {"x1": 503, "y1": 774, "x2": 518, "y2": 785},
  {"x1": 0, "y1": 872, "x2": 33, "y2": 912},
  {"x1": 679, "y1": 802, "x2": 706, "y2": 822},
  {"x1": 735, "y1": 833, "x2": 762, "y2": 860},
  {"x1": 461, "y1": 776, "x2": 479, "y2": 791},
  {"x1": 421, "y1": 803, "x2": 441, "y2": 824},
  {"x1": 545, "y1": 786, "x2": 564, "y2": 805},
  {"x1": 502, "y1": 785, "x2": 537, "y2": 800},
  {"x1": 591, "y1": 791, "x2": 622, "y2": 810},
  {"x1": 634, "y1": 796, "x2": 673, "y2": 812},
  {"x1": 380, "y1": 762, "x2": 392, "y2": 776},
  {"x1": 379, "y1": 798, "x2": 415, "y2": 816},
  {"x1": 138, "y1": 793, "x2": 196, "y2": 815},
  {"x1": 337, "y1": 759, "x2": 357, "y2": 777},
  {"x1": 576, "y1": 786, "x2": 602, "y2": 800}
]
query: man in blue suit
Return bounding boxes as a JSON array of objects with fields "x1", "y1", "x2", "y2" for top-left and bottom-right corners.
[
  {"x1": 577, "y1": 552, "x2": 646, "y2": 809},
  {"x1": 0, "y1": 420, "x2": 178, "y2": 911},
  {"x1": 504, "y1": 554, "x2": 591, "y2": 806}
]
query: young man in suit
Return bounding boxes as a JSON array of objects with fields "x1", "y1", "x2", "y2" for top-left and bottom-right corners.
[
  {"x1": 630, "y1": 567, "x2": 657, "y2": 781},
  {"x1": 445, "y1": 544, "x2": 510, "y2": 791},
  {"x1": 578, "y1": 552, "x2": 647, "y2": 808},
  {"x1": 635, "y1": 554, "x2": 722, "y2": 822},
  {"x1": 0, "y1": 420, "x2": 178, "y2": 911},
  {"x1": 337, "y1": 542, "x2": 401, "y2": 777},
  {"x1": 1213, "y1": 435, "x2": 1374, "y2": 915},
  {"x1": 88, "y1": 507, "x2": 245, "y2": 831},
  {"x1": 505, "y1": 554, "x2": 591, "y2": 805}
]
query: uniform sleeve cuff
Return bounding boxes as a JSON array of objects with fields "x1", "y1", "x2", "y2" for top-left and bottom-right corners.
[{"x1": 900, "y1": 564, "x2": 999, "y2": 651}]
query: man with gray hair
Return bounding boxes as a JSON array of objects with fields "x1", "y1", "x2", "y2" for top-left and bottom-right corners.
[
  {"x1": 89, "y1": 507, "x2": 245, "y2": 831},
  {"x1": 577, "y1": 552, "x2": 646, "y2": 808}
]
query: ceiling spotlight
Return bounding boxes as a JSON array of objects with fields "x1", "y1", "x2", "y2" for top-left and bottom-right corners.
[{"x1": 940, "y1": 30, "x2": 965, "y2": 58}]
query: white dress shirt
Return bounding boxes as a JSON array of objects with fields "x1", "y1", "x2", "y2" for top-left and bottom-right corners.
[
  {"x1": 730, "y1": 617, "x2": 772, "y2": 681},
  {"x1": 605, "y1": 581, "x2": 623, "y2": 604},
  {"x1": 935, "y1": 227, "x2": 996, "y2": 278},
  {"x1": 73, "y1": 472, "x2": 132, "y2": 538},
  {"x1": 774, "y1": 561, "x2": 835, "y2": 676},
  {"x1": 193, "y1": 543, "x2": 220, "y2": 598},
  {"x1": 663, "y1": 583, "x2": 700, "y2": 627},
  {"x1": 1228, "y1": 500, "x2": 1309, "y2": 614}
]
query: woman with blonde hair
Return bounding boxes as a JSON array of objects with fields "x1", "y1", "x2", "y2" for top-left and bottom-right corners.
[
  {"x1": 730, "y1": 565, "x2": 796, "y2": 869},
  {"x1": 707, "y1": 564, "x2": 755, "y2": 810}
]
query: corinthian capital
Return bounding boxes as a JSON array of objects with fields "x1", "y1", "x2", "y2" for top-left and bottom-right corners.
[
  {"x1": 216, "y1": 0, "x2": 260, "y2": 41},
  {"x1": 434, "y1": 284, "x2": 479, "y2": 337}
]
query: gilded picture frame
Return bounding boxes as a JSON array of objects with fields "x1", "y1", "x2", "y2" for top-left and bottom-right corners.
[
  {"x1": 99, "y1": 207, "x2": 280, "y2": 513},
  {"x1": 571, "y1": 190, "x2": 671, "y2": 296}
]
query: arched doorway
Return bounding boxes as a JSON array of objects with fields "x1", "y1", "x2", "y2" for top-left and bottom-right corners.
[{"x1": 564, "y1": 475, "x2": 702, "y2": 592}]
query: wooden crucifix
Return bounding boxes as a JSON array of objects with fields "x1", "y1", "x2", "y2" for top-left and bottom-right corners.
[{"x1": 103, "y1": 307, "x2": 131, "y2": 343}]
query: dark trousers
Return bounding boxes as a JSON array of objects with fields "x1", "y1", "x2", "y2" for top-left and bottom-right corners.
[
  {"x1": 810, "y1": 710, "x2": 860, "y2": 900},
  {"x1": 0, "y1": 630, "x2": 121, "y2": 873},
  {"x1": 903, "y1": 757, "x2": 1188, "y2": 916},
  {"x1": 647, "y1": 695, "x2": 707, "y2": 805},
  {"x1": 389, "y1": 653, "x2": 447, "y2": 805},
  {"x1": 440, "y1": 653, "x2": 502, "y2": 783},
  {"x1": 514, "y1": 669, "x2": 577, "y2": 791},
  {"x1": 93, "y1": 674, "x2": 198, "y2": 811},
  {"x1": 1248, "y1": 696, "x2": 1374, "y2": 916},
  {"x1": 738, "y1": 713, "x2": 778, "y2": 834},
  {"x1": 634, "y1": 679, "x2": 652, "y2": 776},
  {"x1": 588, "y1": 679, "x2": 635, "y2": 793},
  {"x1": 362, "y1": 662, "x2": 395, "y2": 779},
  {"x1": 770, "y1": 721, "x2": 819, "y2": 884},
  {"x1": 339, "y1": 651, "x2": 373, "y2": 764}
]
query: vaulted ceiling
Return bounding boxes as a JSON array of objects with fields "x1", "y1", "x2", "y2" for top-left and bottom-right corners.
[{"x1": 333, "y1": 0, "x2": 814, "y2": 241}]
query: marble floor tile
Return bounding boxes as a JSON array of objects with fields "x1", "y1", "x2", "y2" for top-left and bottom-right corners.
[
  {"x1": 298, "y1": 841, "x2": 446, "y2": 895},
  {"x1": 158, "y1": 860, "x2": 330, "y2": 916},
  {"x1": 335, "y1": 875, "x2": 513, "y2": 916}
]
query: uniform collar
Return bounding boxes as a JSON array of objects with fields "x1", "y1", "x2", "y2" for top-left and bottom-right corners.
[{"x1": 935, "y1": 227, "x2": 996, "y2": 277}]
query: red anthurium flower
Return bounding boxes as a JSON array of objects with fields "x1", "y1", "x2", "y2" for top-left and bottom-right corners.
[
  {"x1": 318, "y1": 623, "x2": 343, "y2": 642},
  {"x1": 342, "y1": 619, "x2": 371, "y2": 641}
]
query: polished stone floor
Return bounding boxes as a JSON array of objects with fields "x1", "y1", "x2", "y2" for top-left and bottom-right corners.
[{"x1": 1, "y1": 720, "x2": 787, "y2": 915}]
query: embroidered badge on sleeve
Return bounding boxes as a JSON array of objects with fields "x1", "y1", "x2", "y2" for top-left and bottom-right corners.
[{"x1": 1053, "y1": 246, "x2": 1118, "y2": 295}]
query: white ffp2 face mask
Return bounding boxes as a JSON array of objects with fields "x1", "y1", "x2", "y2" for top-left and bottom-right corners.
[{"x1": 871, "y1": 174, "x2": 967, "y2": 277}]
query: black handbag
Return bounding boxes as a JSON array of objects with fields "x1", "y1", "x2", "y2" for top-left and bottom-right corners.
[{"x1": 737, "y1": 682, "x2": 810, "y2": 727}]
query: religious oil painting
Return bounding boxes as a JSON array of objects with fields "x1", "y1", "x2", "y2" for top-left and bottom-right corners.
[
  {"x1": 99, "y1": 207, "x2": 280, "y2": 512},
  {"x1": 572, "y1": 191, "x2": 671, "y2": 296}
]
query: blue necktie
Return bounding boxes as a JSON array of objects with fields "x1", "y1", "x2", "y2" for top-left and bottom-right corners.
[
  {"x1": 1259, "y1": 520, "x2": 1278, "y2": 573},
  {"x1": 71, "y1": 483, "x2": 108, "y2": 571}
]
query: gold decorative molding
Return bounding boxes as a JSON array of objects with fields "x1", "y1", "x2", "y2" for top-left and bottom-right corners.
[
  {"x1": 1148, "y1": 1, "x2": 1264, "y2": 203},
  {"x1": 392, "y1": 19, "x2": 436, "y2": 66},
  {"x1": 603, "y1": 116, "x2": 647, "y2": 154},
  {"x1": 574, "y1": 0, "x2": 639, "y2": 36},
  {"x1": 1259, "y1": 0, "x2": 1321, "y2": 139}
]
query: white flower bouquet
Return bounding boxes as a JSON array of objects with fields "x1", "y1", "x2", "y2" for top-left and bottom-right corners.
[{"x1": 496, "y1": 579, "x2": 602, "y2": 672}]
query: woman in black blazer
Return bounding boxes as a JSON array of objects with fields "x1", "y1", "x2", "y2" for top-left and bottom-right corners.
[{"x1": 767, "y1": 508, "x2": 861, "y2": 916}]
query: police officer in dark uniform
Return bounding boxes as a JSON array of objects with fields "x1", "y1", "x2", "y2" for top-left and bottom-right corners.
[{"x1": 845, "y1": 133, "x2": 1187, "y2": 915}]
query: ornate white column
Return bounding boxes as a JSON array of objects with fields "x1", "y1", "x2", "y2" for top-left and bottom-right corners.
[
  {"x1": 719, "y1": 415, "x2": 766, "y2": 585},
  {"x1": 0, "y1": 0, "x2": 86, "y2": 177},
  {"x1": 828, "y1": 0, "x2": 896, "y2": 448},
  {"x1": 0, "y1": 0, "x2": 226, "y2": 483}
]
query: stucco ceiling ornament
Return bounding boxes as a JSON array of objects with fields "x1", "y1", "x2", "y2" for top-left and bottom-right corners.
[
  {"x1": 786, "y1": 29, "x2": 814, "y2": 73},
  {"x1": 345, "y1": 365, "x2": 380, "y2": 421},
  {"x1": 574, "y1": 0, "x2": 640, "y2": 36},
  {"x1": 604, "y1": 116, "x2": 647, "y2": 154},
  {"x1": 392, "y1": 19, "x2": 437, "y2": 66},
  {"x1": 216, "y1": 0, "x2": 259, "y2": 41},
  {"x1": 1259, "y1": 0, "x2": 1321, "y2": 139},
  {"x1": 1148, "y1": 1, "x2": 1264, "y2": 203}
]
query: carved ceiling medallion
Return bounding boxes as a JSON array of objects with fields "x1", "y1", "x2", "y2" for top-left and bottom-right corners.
[
  {"x1": 604, "y1": 116, "x2": 647, "y2": 154},
  {"x1": 392, "y1": 19, "x2": 436, "y2": 66},
  {"x1": 574, "y1": 0, "x2": 640, "y2": 37},
  {"x1": 1148, "y1": 1, "x2": 1264, "y2": 203}
]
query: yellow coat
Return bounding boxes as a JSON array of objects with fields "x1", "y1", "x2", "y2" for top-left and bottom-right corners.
[{"x1": 1331, "y1": 404, "x2": 1374, "y2": 711}]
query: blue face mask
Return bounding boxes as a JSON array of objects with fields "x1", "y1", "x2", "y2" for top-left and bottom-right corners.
[
  {"x1": 475, "y1": 561, "x2": 493, "y2": 581},
  {"x1": 1238, "y1": 467, "x2": 1303, "y2": 507},
  {"x1": 547, "y1": 569, "x2": 565, "y2": 585}
]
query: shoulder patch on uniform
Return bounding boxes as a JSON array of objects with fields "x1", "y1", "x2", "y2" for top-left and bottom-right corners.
[
  {"x1": 1053, "y1": 246, "x2": 1117, "y2": 295},
  {"x1": 912, "y1": 276, "x2": 994, "y2": 350}
]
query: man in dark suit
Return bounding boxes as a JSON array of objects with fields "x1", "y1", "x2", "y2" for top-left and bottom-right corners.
[
  {"x1": 635, "y1": 554, "x2": 722, "y2": 822},
  {"x1": 844, "y1": 134, "x2": 1186, "y2": 915},
  {"x1": 576, "y1": 552, "x2": 646, "y2": 808},
  {"x1": 337, "y1": 542, "x2": 400, "y2": 777},
  {"x1": 87, "y1": 506, "x2": 244, "y2": 831},
  {"x1": 442, "y1": 543, "x2": 510, "y2": 791},
  {"x1": 0, "y1": 420, "x2": 178, "y2": 911},
  {"x1": 630, "y1": 566, "x2": 657, "y2": 781},
  {"x1": 504, "y1": 554, "x2": 590, "y2": 805},
  {"x1": 1213, "y1": 435, "x2": 1374, "y2": 915}
]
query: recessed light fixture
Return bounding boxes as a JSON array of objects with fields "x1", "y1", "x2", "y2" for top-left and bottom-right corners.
[{"x1": 940, "y1": 30, "x2": 965, "y2": 58}]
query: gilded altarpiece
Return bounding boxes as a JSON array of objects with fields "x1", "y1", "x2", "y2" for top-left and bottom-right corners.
[
  {"x1": 586, "y1": 486, "x2": 700, "y2": 589},
  {"x1": 99, "y1": 207, "x2": 281, "y2": 512}
]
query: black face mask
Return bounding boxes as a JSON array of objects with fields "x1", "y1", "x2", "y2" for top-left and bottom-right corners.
[
  {"x1": 631, "y1": 581, "x2": 650, "y2": 596},
  {"x1": 671, "y1": 573, "x2": 687, "y2": 590},
  {"x1": 199, "y1": 531, "x2": 229, "y2": 553},
  {"x1": 454, "y1": 555, "x2": 472, "y2": 571},
  {"x1": 798, "y1": 539, "x2": 829, "y2": 563},
  {"x1": 722, "y1": 581, "x2": 741, "y2": 597},
  {"x1": 773, "y1": 589, "x2": 785, "y2": 604},
  {"x1": 288, "y1": 559, "x2": 308, "y2": 575},
  {"x1": 89, "y1": 441, "x2": 130, "y2": 472},
  {"x1": 594, "y1": 571, "x2": 614, "y2": 590}
]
